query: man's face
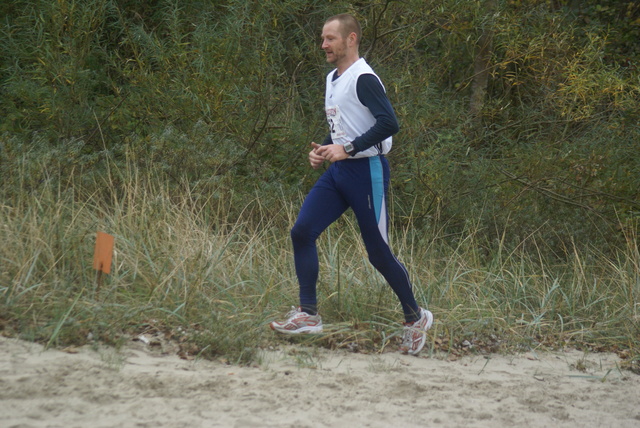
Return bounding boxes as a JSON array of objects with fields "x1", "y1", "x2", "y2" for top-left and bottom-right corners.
[{"x1": 321, "y1": 20, "x2": 348, "y2": 66}]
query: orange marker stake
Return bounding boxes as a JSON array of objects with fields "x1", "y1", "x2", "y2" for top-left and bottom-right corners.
[
  {"x1": 93, "y1": 232, "x2": 114, "y2": 293},
  {"x1": 93, "y1": 231, "x2": 114, "y2": 274}
]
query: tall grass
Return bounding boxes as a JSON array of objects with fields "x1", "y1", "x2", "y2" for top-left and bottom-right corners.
[{"x1": 1, "y1": 153, "x2": 638, "y2": 368}]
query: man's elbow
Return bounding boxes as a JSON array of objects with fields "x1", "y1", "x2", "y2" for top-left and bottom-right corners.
[{"x1": 385, "y1": 117, "x2": 399, "y2": 136}]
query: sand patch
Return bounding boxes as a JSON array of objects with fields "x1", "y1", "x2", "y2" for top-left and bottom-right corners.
[{"x1": 1, "y1": 336, "x2": 639, "y2": 427}]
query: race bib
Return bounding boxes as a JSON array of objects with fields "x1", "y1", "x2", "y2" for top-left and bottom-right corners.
[{"x1": 325, "y1": 105, "x2": 346, "y2": 139}]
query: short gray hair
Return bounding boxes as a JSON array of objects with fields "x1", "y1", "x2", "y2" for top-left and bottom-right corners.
[{"x1": 325, "y1": 14, "x2": 362, "y2": 45}]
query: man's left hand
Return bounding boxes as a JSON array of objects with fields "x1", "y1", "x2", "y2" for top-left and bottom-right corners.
[{"x1": 315, "y1": 144, "x2": 349, "y2": 163}]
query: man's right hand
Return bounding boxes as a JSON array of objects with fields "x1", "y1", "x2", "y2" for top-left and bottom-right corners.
[{"x1": 309, "y1": 142, "x2": 325, "y2": 169}]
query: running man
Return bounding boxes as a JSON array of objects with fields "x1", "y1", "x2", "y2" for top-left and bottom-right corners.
[{"x1": 270, "y1": 14, "x2": 433, "y2": 355}]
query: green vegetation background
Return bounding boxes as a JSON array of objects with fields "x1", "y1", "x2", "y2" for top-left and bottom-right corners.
[{"x1": 1, "y1": 0, "x2": 638, "y2": 367}]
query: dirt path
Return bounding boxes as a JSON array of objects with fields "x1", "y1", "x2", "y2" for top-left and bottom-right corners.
[{"x1": 1, "y1": 336, "x2": 639, "y2": 427}]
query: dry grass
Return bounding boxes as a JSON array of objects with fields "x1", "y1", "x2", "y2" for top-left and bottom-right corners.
[{"x1": 1, "y1": 159, "x2": 638, "y2": 370}]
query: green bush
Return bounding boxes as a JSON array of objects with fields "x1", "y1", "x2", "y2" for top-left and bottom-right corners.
[{"x1": 1, "y1": 0, "x2": 639, "y2": 364}]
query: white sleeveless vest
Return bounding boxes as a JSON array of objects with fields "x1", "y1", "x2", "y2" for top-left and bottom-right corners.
[{"x1": 325, "y1": 58, "x2": 392, "y2": 158}]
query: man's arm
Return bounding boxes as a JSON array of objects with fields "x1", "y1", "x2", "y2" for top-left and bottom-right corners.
[{"x1": 351, "y1": 73, "x2": 399, "y2": 154}]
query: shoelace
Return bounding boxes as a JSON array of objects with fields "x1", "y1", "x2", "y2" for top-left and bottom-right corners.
[
  {"x1": 401, "y1": 325, "x2": 416, "y2": 345},
  {"x1": 285, "y1": 306, "x2": 301, "y2": 320}
]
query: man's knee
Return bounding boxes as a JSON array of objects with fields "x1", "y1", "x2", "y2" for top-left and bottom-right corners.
[{"x1": 291, "y1": 222, "x2": 312, "y2": 245}]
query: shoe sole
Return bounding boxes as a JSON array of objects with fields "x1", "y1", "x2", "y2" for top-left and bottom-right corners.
[{"x1": 270, "y1": 324, "x2": 323, "y2": 334}]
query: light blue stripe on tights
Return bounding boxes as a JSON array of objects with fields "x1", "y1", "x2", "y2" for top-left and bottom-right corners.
[{"x1": 369, "y1": 156, "x2": 388, "y2": 244}]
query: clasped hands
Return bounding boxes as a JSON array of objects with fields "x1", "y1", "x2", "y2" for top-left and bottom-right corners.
[{"x1": 309, "y1": 142, "x2": 349, "y2": 169}]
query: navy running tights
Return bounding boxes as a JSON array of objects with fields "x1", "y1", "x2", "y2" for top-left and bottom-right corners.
[{"x1": 291, "y1": 155, "x2": 421, "y2": 323}]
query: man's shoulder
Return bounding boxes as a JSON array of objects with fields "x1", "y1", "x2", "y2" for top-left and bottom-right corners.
[
  {"x1": 356, "y1": 72, "x2": 384, "y2": 92},
  {"x1": 351, "y1": 58, "x2": 375, "y2": 74}
]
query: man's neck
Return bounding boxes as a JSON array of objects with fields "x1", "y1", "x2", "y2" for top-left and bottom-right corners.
[{"x1": 336, "y1": 55, "x2": 360, "y2": 76}]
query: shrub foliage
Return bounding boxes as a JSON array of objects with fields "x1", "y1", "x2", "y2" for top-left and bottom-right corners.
[{"x1": 1, "y1": 0, "x2": 639, "y2": 361}]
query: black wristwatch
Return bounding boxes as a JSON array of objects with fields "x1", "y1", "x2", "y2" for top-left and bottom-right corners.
[{"x1": 343, "y1": 142, "x2": 356, "y2": 156}]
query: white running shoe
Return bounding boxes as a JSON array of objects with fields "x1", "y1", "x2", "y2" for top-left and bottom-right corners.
[
  {"x1": 400, "y1": 308, "x2": 433, "y2": 355},
  {"x1": 270, "y1": 306, "x2": 323, "y2": 334}
]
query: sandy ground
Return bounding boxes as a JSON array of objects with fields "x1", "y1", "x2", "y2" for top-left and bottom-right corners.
[{"x1": 1, "y1": 335, "x2": 639, "y2": 428}]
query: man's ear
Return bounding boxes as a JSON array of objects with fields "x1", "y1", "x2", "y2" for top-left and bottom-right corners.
[{"x1": 348, "y1": 32, "x2": 357, "y2": 46}]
